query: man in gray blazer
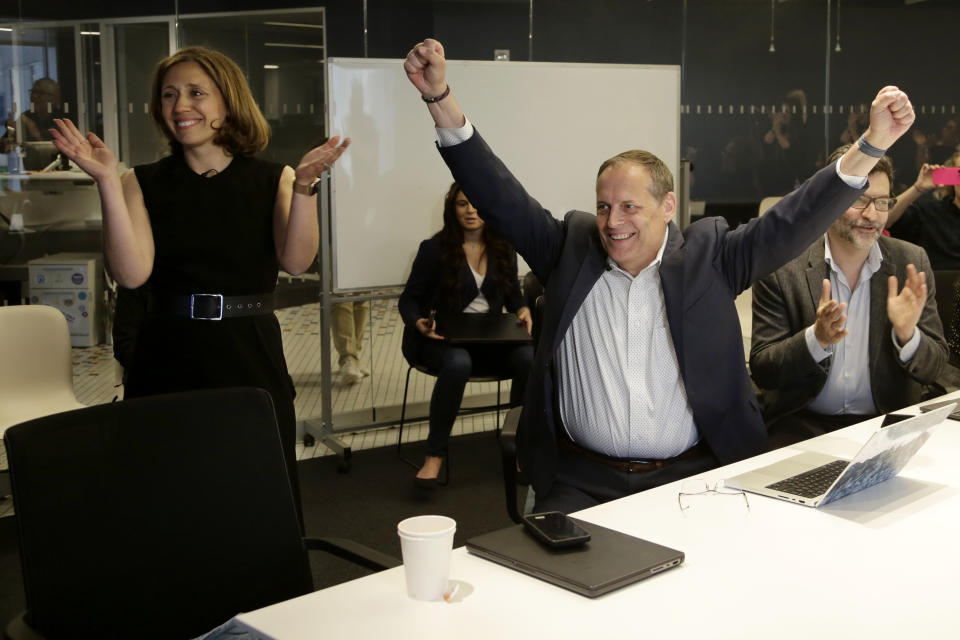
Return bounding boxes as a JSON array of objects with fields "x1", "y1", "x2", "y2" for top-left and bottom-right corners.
[
  {"x1": 751, "y1": 147, "x2": 948, "y2": 449},
  {"x1": 405, "y1": 38, "x2": 917, "y2": 513}
]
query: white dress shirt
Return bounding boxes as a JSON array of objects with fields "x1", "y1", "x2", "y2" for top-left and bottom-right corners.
[{"x1": 556, "y1": 235, "x2": 699, "y2": 459}]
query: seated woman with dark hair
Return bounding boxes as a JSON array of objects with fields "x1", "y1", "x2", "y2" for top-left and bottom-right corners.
[{"x1": 399, "y1": 182, "x2": 534, "y2": 487}]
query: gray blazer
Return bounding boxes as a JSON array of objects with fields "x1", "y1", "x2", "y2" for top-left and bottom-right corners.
[{"x1": 750, "y1": 235, "x2": 948, "y2": 423}]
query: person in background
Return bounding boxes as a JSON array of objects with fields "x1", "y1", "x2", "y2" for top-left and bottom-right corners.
[
  {"x1": 0, "y1": 78, "x2": 66, "y2": 168},
  {"x1": 913, "y1": 116, "x2": 959, "y2": 169},
  {"x1": 404, "y1": 37, "x2": 916, "y2": 513},
  {"x1": 759, "y1": 89, "x2": 819, "y2": 195},
  {"x1": 751, "y1": 146, "x2": 947, "y2": 449},
  {"x1": 50, "y1": 46, "x2": 350, "y2": 519},
  {"x1": 398, "y1": 181, "x2": 533, "y2": 488},
  {"x1": 331, "y1": 300, "x2": 370, "y2": 385},
  {"x1": 887, "y1": 152, "x2": 960, "y2": 271}
]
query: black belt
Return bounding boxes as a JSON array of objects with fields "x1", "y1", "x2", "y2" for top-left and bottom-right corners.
[
  {"x1": 557, "y1": 433, "x2": 710, "y2": 473},
  {"x1": 147, "y1": 292, "x2": 274, "y2": 320}
]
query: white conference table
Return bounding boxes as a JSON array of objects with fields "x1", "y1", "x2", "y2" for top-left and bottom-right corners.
[{"x1": 237, "y1": 394, "x2": 960, "y2": 639}]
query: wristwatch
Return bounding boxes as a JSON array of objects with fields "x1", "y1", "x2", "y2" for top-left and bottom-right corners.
[{"x1": 292, "y1": 180, "x2": 319, "y2": 196}]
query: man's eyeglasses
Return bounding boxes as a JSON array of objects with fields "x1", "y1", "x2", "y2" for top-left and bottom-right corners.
[
  {"x1": 677, "y1": 478, "x2": 750, "y2": 513},
  {"x1": 851, "y1": 195, "x2": 897, "y2": 212}
]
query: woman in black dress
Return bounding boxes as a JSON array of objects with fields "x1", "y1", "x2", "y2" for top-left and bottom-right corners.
[
  {"x1": 50, "y1": 46, "x2": 349, "y2": 509},
  {"x1": 399, "y1": 182, "x2": 534, "y2": 486}
]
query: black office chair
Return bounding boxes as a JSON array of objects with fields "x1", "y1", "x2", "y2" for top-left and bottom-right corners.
[
  {"x1": 396, "y1": 362, "x2": 508, "y2": 486},
  {"x1": 933, "y1": 270, "x2": 960, "y2": 367},
  {"x1": 3, "y1": 387, "x2": 399, "y2": 640}
]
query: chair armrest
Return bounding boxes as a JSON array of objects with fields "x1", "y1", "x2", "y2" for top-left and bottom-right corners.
[
  {"x1": 500, "y1": 406, "x2": 524, "y2": 524},
  {"x1": 305, "y1": 537, "x2": 401, "y2": 572}
]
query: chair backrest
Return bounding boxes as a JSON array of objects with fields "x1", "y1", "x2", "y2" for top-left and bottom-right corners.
[
  {"x1": 0, "y1": 304, "x2": 84, "y2": 432},
  {"x1": 4, "y1": 387, "x2": 312, "y2": 639},
  {"x1": 532, "y1": 294, "x2": 546, "y2": 350},
  {"x1": 933, "y1": 270, "x2": 960, "y2": 363},
  {"x1": 758, "y1": 196, "x2": 782, "y2": 217}
]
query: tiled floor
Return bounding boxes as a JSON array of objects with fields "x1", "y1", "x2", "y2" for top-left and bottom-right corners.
[{"x1": 0, "y1": 298, "x2": 506, "y2": 518}]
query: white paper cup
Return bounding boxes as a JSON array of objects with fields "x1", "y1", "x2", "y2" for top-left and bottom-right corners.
[{"x1": 397, "y1": 515, "x2": 456, "y2": 601}]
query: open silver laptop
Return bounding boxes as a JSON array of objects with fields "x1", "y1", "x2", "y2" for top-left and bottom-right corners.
[{"x1": 725, "y1": 403, "x2": 955, "y2": 507}]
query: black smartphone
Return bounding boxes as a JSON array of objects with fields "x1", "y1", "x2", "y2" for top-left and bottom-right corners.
[{"x1": 522, "y1": 511, "x2": 591, "y2": 548}]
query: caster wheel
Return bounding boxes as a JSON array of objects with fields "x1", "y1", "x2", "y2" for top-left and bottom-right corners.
[{"x1": 303, "y1": 433, "x2": 315, "y2": 447}]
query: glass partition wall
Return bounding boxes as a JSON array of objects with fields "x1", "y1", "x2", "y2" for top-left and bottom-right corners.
[{"x1": 1, "y1": 0, "x2": 956, "y2": 445}]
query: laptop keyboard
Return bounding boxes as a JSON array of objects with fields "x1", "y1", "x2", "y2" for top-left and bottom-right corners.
[{"x1": 765, "y1": 459, "x2": 849, "y2": 498}]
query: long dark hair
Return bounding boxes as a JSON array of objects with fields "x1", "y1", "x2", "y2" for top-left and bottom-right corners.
[{"x1": 437, "y1": 182, "x2": 517, "y2": 304}]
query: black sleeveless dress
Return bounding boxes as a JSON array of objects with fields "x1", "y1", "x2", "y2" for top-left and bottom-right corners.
[{"x1": 128, "y1": 153, "x2": 297, "y2": 472}]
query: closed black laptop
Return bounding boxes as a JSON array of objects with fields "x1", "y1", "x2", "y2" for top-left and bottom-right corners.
[
  {"x1": 437, "y1": 313, "x2": 532, "y2": 344},
  {"x1": 466, "y1": 519, "x2": 683, "y2": 597}
]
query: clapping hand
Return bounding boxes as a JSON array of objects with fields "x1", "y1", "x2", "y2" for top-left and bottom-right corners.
[
  {"x1": 887, "y1": 264, "x2": 926, "y2": 345},
  {"x1": 294, "y1": 135, "x2": 351, "y2": 188},
  {"x1": 814, "y1": 279, "x2": 848, "y2": 349},
  {"x1": 49, "y1": 118, "x2": 117, "y2": 182}
]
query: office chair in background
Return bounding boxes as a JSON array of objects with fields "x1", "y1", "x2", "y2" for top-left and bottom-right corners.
[
  {"x1": 4, "y1": 387, "x2": 398, "y2": 640},
  {"x1": 0, "y1": 304, "x2": 85, "y2": 501},
  {"x1": 0, "y1": 304, "x2": 85, "y2": 433},
  {"x1": 396, "y1": 364, "x2": 508, "y2": 486}
]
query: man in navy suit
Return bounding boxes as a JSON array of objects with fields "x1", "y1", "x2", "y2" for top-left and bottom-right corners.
[{"x1": 404, "y1": 38, "x2": 917, "y2": 513}]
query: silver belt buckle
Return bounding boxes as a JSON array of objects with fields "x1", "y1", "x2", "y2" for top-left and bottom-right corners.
[{"x1": 190, "y1": 293, "x2": 224, "y2": 321}]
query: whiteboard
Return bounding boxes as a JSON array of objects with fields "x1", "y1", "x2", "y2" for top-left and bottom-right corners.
[{"x1": 327, "y1": 58, "x2": 681, "y2": 291}]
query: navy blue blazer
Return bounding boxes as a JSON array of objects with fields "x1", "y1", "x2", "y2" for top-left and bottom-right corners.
[
  {"x1": 439, "y1": 130, "x2": 866, "y2": 497},
  {"x1": 398, "y1": 233, "x2": 525, "y2": 352}
]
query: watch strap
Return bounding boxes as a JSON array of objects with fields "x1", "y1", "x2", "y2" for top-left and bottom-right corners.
[
  {"x1": 292, "y1": 180, "x2": 319, "y2": 196},
  {"x1": 856, "y1": 134, "x2": 886, "y2": 159}
]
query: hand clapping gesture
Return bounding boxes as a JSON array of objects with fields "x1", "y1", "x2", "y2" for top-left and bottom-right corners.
[
  {"x1": 294, "y1": 135, "x2": 351, "y2": 188},
  {"x1": 814, "y1": 279, "x2": 848, "y2": 349},
  {"x1": 887, "y1": 264, "x2": 926, "y2": 346},
  {"x1": 49, "y1": 118, "x2": 118, "y2": 183}
]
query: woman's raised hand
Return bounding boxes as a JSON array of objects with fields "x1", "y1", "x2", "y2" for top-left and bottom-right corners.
[
  {"x1": 49, "y1": 118, "x2": 118, "y2": 182},
  {"x1": 294, "y1": 135, "x2": 351, "y2": 187}
]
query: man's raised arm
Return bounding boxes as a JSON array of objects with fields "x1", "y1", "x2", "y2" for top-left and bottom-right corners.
[{"x1": 404, "y1": 39, "x2": 466, "y2": 130}]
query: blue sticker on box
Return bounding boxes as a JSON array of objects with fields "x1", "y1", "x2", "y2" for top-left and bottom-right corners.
[{"x1": 78, "y1": 291, "x2": 87, "y2": 300}]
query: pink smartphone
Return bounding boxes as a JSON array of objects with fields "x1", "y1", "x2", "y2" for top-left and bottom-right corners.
[{"x1": 932, "y1": 167, "x2": 960, "y2": 186}]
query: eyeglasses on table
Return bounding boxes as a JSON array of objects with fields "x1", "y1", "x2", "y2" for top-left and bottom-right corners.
[{"x1": 677, "y1": 478, "x2": 750, "y2": 513}]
